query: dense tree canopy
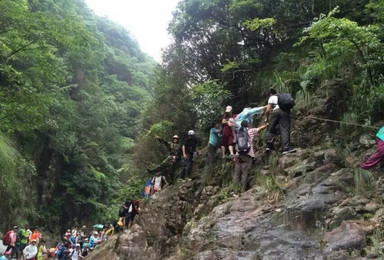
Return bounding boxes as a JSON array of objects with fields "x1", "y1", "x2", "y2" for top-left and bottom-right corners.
[{"x1": 0, "y1": 0, "x2": 155, "y2": 230}]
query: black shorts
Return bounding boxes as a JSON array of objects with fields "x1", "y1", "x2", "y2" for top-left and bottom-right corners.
[{"x1": 17, "y1": 244, "x2": 27, "y2": 252}]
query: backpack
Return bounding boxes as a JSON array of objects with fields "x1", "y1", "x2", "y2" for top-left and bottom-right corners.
[
  {"x1": 56, "y1": 245, "x2": 65, "y2": 259},
  {"x1": 236, "y1": 127, "x2": 251, "y2": 154},
  {"x1": 2, "y1": 230, "x2": 12, "y2": 246},
  {"x1": 152, "y1": 176, "x2": 165, "y2": 189},
  {"x1": 118, "y1": 205, "x2": 128, "y2": 217},
  {"x1": 278, "y1": 93, "x2": 295, "y2": 111}
]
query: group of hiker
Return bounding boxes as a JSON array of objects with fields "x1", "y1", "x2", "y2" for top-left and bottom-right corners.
[
  {"x1": 211, "y1": 89, "x2": 296, "y2": 191},
  {"x1": 1, "y1": 224, "x2": 115, "y2": 259},
  {"x1": 141, "y1": 89, "x2": 297, "y2": 195},
  {"x1": 143, "y1": 88, "x2": 384, "y2": 195},
  {"x1": 143, "y1": 130, "x2": 200, "y2": 198}
]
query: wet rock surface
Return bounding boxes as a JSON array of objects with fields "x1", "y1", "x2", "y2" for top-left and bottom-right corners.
[{"x1": 94, "y1": 148, "x2": 384, "y2": 259}]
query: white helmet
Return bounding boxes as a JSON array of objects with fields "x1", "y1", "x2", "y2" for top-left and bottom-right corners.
[{"x1": 188, "y1": 130, "x2": 195, "y2": 136}]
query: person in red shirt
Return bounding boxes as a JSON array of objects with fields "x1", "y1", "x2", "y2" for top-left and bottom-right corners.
[{"x1": 221, "y1": 106, "x2": 236, "y2": 159}]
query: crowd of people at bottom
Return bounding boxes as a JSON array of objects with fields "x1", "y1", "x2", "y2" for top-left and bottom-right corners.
[{"x1": 1, "y1": 222, "x2": 120, "y2": 260}]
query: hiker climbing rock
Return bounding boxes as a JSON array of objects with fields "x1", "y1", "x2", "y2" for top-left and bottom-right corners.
[
  {"x1": 151, "y1": 171, "x2": 168, "y2": 193},
  {"x1": 361, "y1": 125, "x2": 384, "y2": 170},
  {"x1": 205, "y1": 121, "x2": 222, "y2": 171},
  {"x1": 148, "y1": 135, "x2": 182, "y2": 183},
  {"x1": 221, "y1": 106, "x2": 236, "y2": 159},
  {"x1": 234, "y1": 120, "x2": 267, "y2": 192},
  {"x1": 265, "y1": 89, "x2": 296, "y2": 154},
  {"x1": 181, "y1": 130, "x2": 200, "y2": 181}
]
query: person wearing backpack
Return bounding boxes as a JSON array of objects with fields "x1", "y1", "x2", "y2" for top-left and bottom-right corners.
[
  {"x1": 265, "y1": 89, "x2": 296, "y2": 154},
  {"x1": 181, "y1": 130, "x2": 200, "y2": 181},
  {"x1": 234, "y1": 120, "x2": 267, "y2": 192},
  {"x1": 3, "y1": 226, "x2": 18, "y2": 257},
  {"x1": 16, "y1": 225, "x2": 30, "y2": 260},
  {"x1": 151, "y1": 171, "x2": 168, "y2": 193}
]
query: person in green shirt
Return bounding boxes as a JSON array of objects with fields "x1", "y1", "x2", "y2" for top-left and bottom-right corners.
[{"x1": 16, "y1": 225, "x2": 29, "y2": 260}]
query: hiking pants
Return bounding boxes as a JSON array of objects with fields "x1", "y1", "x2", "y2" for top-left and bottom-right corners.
[
  {"x1": 266, "y1": 108, "x2": 291, "y2": 151},
  {"x1": 205, "y1": 144, "x2": 218, "y2": 170},
  {"x1": 181, "y1": 154, "x2": 193, "y2": 179},
  {"x1": 234, "y1": 154, "x2": 252, "y2": 190},
  {"x1": 361, "y1": 138, "x2": 384, "y2": 169}
]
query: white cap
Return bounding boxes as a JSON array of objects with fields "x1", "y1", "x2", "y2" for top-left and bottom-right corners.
[
  {"x1": 188, "y1": 130, "x2": 195, "y2": 136},
  {"x1": 225, "y1": 106, "x2": 233, "y2": 113}
]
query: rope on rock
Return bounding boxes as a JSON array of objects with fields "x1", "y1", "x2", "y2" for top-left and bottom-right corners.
[{"x1": 299, "y1": 115, "x2": 381, "y2": 130}]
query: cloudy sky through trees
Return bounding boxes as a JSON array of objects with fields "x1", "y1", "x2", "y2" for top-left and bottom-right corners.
[{"x1": 84, "y1": 0, "x2": 180, "y2": 62}]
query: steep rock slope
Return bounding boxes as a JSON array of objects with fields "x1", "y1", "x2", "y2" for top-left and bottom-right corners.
[{"x1": 88, "y1": 143, "x2": 384, "y2": 259}]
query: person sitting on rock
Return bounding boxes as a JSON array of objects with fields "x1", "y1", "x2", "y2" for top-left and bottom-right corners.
[
  {"x1": 361, "y1": 125, "x2": 384, "y2": 170},
  {"x1": 147, "y1": 135, "x2": 182, "y2": 183},
  {"x1": 234, "y1": 120, "x2": 267, "y2": 193}
]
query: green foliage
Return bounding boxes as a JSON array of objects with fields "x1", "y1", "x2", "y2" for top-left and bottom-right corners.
[
  {"x1": 192, "y1": 80, "x2": 231, "y2": 130},
  {"x1": 0, "y1": 133, "x2": 37, "y2": 228},
  {"x1": 353, "y1": 168, "x2": 374, "y2": 195},
  {"x1": 243, "y1": 18, "x2": 276, "y2": 31},
  {"x1": 147, "y1": 121, "x2": 174, "y2": 139},
  {"x1": 0, "y1": 0, "x2": 156, "y2": 230}
]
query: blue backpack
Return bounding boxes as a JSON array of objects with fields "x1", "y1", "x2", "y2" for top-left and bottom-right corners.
[{"x1": 57, "y1": 245, "x2": 65, "y2": 259}]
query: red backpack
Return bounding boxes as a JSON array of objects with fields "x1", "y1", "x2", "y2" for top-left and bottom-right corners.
[{"x1": 2, "y1": 230, "x2": 13, "y2": 246}]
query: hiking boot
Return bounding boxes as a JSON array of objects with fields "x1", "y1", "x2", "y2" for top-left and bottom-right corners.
[
  {"x1": 227, "y1": 154, "x2": 235, "y2": 160},
  {"x1": 282, "y1": 148, "x2": 296, "y2": 155}
]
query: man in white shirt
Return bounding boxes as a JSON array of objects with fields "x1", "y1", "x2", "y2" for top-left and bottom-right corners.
[
  {"x1": 152, "y1": 171, "x2": 168, "y2": 192},
  {"x1": 265, "y1": 89, "x2": 296, "y2": 154}
]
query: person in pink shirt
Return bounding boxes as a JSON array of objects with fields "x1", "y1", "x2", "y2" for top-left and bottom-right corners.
[
  {"x1": 234, "y1": 120, "x2": 267, "y2": 192},
  {"x1": 4, "y1": 226, "x2": 18, "y2": 257}
]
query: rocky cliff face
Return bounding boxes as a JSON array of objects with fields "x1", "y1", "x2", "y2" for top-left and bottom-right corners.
[{"x1": 88, "y1": 142, "x2": 384, "y2": 260}]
